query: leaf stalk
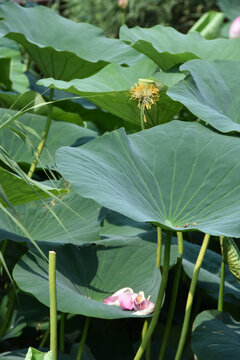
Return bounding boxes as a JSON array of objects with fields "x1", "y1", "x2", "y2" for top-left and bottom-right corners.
[
  {"x1": 134, "y1": 230, "x2": 172, "y2": 360},
  {"x1": 174, "y1": 233, "x2": 210, "y2": 360}
]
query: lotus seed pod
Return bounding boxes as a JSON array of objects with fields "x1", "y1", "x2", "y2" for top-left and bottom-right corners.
[{"x1": 222, "y1": 237, "x2": 240, "y2": 282}]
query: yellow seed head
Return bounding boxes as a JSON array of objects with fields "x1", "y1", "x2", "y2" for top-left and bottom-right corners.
[{"x1": 130, "y1": 81, "x2": 159, "y2": 110}]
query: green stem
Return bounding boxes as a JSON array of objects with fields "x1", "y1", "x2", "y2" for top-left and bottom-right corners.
[
  {"x1": 49, "y1": 251, "x2": 57, "y2": 360},
  {"x1": 59, "y1": 312, "x2": 66, "y2": 352},
  {"x1": 0, "y1": 286, "x2": 15, "y2": 339},
  {"x1": 145, "y1": 339, "x2": 151, "y2": 360},
  {"x1": 121, "y1": 10, "x2": 126, "y2": 24},
  {"x1": 140, "y1": 103, "x2": 145, "y2": 130},
  {"x1": 141, "y1": 319, "x2": 151, "y2": 360},
  {"x1": 0, "y1": 239, "x2": 8, "y2": 270},
  {"x1": 28, "y1": 88, "x2": 54, "y2": 178},
  {"x1": 143, "y1": 225, "x2": 162, "y2": 358},
  {"x1": 39, "y1": 325, "x2": 50, "y2": 348},
  {"x1": 174, "y1": 233, "x2": 210, "y2": 360},
  {"x1": 76, "y1": 317, "x2": 91, "y2": 360},
  {"x1": 177, "y1": 232, "x2": 183, "y2": 257},
  {"x1": 134, "y1": 231, "x2": 172, "y2": 360},
  {"x1": 218, "y1": 236, "x2": 225, "y2": 312},
  {"x1": 158, "y1": 232, "x2": 183, "y2": 360},
  {"x1": 156, "y1": 226, "x2": 162, "y2": 269}
]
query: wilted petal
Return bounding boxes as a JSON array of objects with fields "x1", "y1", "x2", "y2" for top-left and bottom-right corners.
[
  {"x1": 104, "y1": 287, "x2": 134, "y2": 307},
  {"x1": 112, "y1": 287, "x2": 134, "y2": 297},
  {"x1": 133, "y1": 300, "x2": 155, "y2": 316},
  {"x1": 103, "y1": 288, "x2": 154, "y2": 314},
  {"x1": 229, "y1": 16, "x2": 240, "y2": 38},
  {"x1": 133, "y1": 291, "x2": 146, "y2": 310},
  {"x1": 103, "y1": 295, "x2": 119, "y2": 306},
  {"x1": 118, "y1": 292, "x2": 136, "y2": 310}
]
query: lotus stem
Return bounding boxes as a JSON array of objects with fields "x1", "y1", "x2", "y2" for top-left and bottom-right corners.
[
  {"x1": 0, "y1": 239, "x2": 8, "y2": 270},
  {"x1": 174, "y1": 233, "x2": 210, "y2": 360},
  {"x1": 141, "y1": 319, "x2": 151, "y2": 360},
  {"x1": 39, "y1": 325, "x2": 50, "y2": 348},
  {"x1": 218, "y1": 236, "x2": 225, "y2": 311},
  {"x1": 76, "y1": 317, "x2": 91, "y2": 360},
  {"x1": 140, "y1": 103, "x2": 145, "y2": 130},
  {"x1": 156, "y1": 226, "x2": 162, "y2": 269},
  {"x1": 0, "y1": 285, "x2": 15, "y2": 339},
  {"x1": 59, "y1": 312, "x2": 66, "y2": 352},
  {"x1": 142, "y1": 225, "x2": 162, "y2": 358},
  {"x1": 49, "y1": 251, "x2": 57, "y2": 360},
  {"x1": 141, "y1": 319, "x2": 148, "y2": 339},
  {"x1": 177, "y1": 232, "x2": 184, "y2": 257},
  {"x1": 158, "y1": 232, "x2": 183, "y2": 360},
  {"x1": 134, "y1": 230, "x2": 172, "y2": 360},
  {"x1": 28, "y1": 88, "x2": 54, "y2": 178}
]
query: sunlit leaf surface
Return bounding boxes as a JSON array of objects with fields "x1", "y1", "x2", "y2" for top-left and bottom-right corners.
[
  {"x1": 167, "y1": 59, "x2": 240, "y2": 133},
  {"x1": 0, "y1": 2, "x2": 142, "y2": 80},
  {"x1": 56, "y1": 121, "x2": 240, "y2": 237},
  {"x1": 120, "y1": 24, "x2": 240, "y2": 70},
  {"x1": 192, "y1": 310, "x2": 240, "y2": 360},
  {"x1": 12, "y1": 235, "x2": 179, "y2": 319}
]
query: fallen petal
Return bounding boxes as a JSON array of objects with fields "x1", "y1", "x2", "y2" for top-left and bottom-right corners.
[
  {"x1": 133, "y1": 300, "x2": 155, "y2": 316},
  {"x1": 103, "y1": 295, "x2": 120, "y2": 306},
  {"x1": 104, "y1": 287, "x2": 134, "y2": 307},
  {"x1": 133, "y1": 291, "x2": 146, "y2": 310},
  {"x1": 111, "y1": 287, "x2": 134, "y2": 297},
  {"x1": 118, "y1": 292, "x2": 136, "y2": 310}
]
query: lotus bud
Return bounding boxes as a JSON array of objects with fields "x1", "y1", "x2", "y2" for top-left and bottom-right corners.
[
  {"x1": 229, "y1": 16, "x2": 240, "y2": 39},
  {"x1": 118, "y1": 0, "x2": 128, "y2": 10}
]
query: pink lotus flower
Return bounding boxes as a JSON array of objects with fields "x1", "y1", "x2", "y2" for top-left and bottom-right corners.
[
  {"x1": 229, "y1": 17, "x2": 240, "y2": 39},
  {"x1": 104, "y1": 287, "x2": 155, "y2": 315}
]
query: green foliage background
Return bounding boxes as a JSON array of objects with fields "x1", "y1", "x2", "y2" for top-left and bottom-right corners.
[{"x1": 62, "y1": 0, "x2": 218, "y2": 37}]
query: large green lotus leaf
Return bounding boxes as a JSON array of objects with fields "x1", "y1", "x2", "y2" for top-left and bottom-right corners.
[
  {"x1": 167, "y1": 60, "x2": 240, "y2": 133},
  {"x1": 120, "y1": 24, "x2": 240, "y2": 71},
  {"x1": 0, "y1": 192, "x2": 100, "y2": 245},
  {"x1": 192, "y1": 310, "x2": 240, "y2": 360},
  {"x1": 0, "y1": 38, "x2": 28, "y2": 92},
  {"x1": 0, "y1": 108, "x2": 96, "y2": 167},
  {"x1": 39, "y1": 59, "x2": 183, "y2": 127},
  {"x1": 182, "y1": 241, "x2": 240, "y2": 308},
  {"x1": 0, "y1": 166, "x2": 64, "y2": 206},
  {"x1": 0, "y1": 292, "x2": 26, "y2": 342},
  {"x1": 13, "y1": 236, "x2": 177, "y2": 319},
  {"x1": 56, "y1": 121, "x2": 240, "y2": 237},
  {"x1": 0, "y1": 2, "x2": 142, "y2": 81},
  {"x1": 100, "y1": 209, "x2": 154, "y2": 238}
]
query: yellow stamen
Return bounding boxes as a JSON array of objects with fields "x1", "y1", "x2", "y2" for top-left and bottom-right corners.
[{"x1": 130, "y1": 82, "x2": 159, "y2": 110}]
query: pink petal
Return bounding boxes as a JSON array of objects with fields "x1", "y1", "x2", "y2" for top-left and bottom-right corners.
[
  {"x1": 133, "y1": 300, "x2": 155, "y2": 316},
  {"x1": 104, "y1": 296, "x2": 119, "y2": 306},
  {"x1": 133, "y1": 291, "x2": 146, "y2": 310},
  {"x1": 229, "y1": 17, "x2": 240, "y2": 38},
  {"x1": 112, "y1": 287, "x2": 134, "y2": 297},
  {"x1": 118, "y1": 292, "x2": 136, "y2": 310}
]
